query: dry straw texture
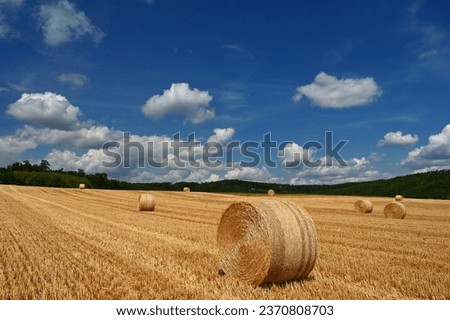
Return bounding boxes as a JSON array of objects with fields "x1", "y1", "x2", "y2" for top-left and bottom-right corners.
[
  {"x1": 267, "y1": 189, "x2": 275, "y2": 197},
  {"x1": 384, "y1": 202, "x2": 407, "y2": 219},
  {"x1": 138, "y1": 194, "x2": 155, "y2": 212},
  {"x1": 395, "y1": 195, "x2": 404, "y2": 201},
  {"x1": 354, "y1": 199, "x2": 373, "y2": 213},
  {"x1": 79, "y1": 184, "x2": 85, "y2": 189},
  {"x1": 183, "y1": 187, "x2": 190, "y2": 192},
  {"x1": 217, "y1": 200, "x2": 317, "y2": 286}
]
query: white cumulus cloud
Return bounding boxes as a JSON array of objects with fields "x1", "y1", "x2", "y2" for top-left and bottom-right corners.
[
  {"x1": 19, "y1": 125, "x2": 122, "y2": 149},
  {"x1": 141, "y1": 83, "x2": 215, "y2": 124},
  {"x1": 0, "y1": 133, "x2": 37, "y2": 166},
  {"x1": 186, "y1": 169, "x2": 221, "y2": 182},
  {"x1": 401, "y1": 124, "x2": 450, "y2": 171},
  {"x1": 38, "y1": 0, "x2": 105, "y2": 46},
  {"x1": 279, "y1": 142, "x2": 318, "y2": 168},
  {"x1": 131, "y1": 170, "x2": 188, "y2": 184},
  {"x1": 58, "y1": 73, "x2": 88, "y2": 88},
  {"x1": 208, "y1": 128, "x2": 235, "y2": 143},
  {"x1": 7, "y1": 92, "x2": 82, "y2": 130},
  {"x1": 289, "y1": 156, "x2": 382, "y2": 185},
  {"x1": 224, "y1": 166, "x2": 272, "y2": 182},
  {"x1": 45, "y1": 149, "x2": 110, "y2": 173},
  {"x1": 377, "y1": 131, "x2": 419, "y2": 147},
  {"x1": 293, "y1": 72, "x2": 381, "y2": 108}
]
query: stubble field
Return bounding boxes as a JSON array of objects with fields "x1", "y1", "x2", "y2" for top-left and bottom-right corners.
[{"x1": 0, "y1": 185, "x2": 449, "y2": 299}]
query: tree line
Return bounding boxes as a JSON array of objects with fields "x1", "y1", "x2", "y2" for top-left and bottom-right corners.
[{"x1": 0, "y1": 160, "x2": 449, "y2": 199}]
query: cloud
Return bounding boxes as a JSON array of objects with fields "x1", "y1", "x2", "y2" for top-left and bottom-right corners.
[
  {"x1": 0, "y1": 0, "x2": 23, "y2": 6},
  {"x1": 224, "y1": 166, "x2": 272, "y2": 182},
  {"x1": 0, "y1": 133, "x2": 37, "y2": 166},
  {"x1": 401, "y1": 124, "x2": 450, "y2": 171},
  {"x1": 293, "y1": 72, "x2": 381, "y2": 108},
  {"x1": 132, "y1": 168, "x2": 221, "y2": 184},
  {"x1": 1, "y1": 89, "x2": 230, "y2": 181},
  {"x1": 405, "y1": 0, "x2": 450, "y2": 73},
  {"x1": 0, "y1": 14, "x2": 14, "y2": 39},
  {"x1": 19, "y1": 125, "x2": 121, "y2": 150},
  {"x1": 0, "y1": 10, "x2": 19, "y2": 40},
  {"x1": 41, "y1": 129, "x2": 229, "y2": 181},
  {"x1": 142, "y1": 83, "x2": 215, "y2": 124},
  {"x1": 279, "y1": 142, "x2": 317, "y2": 168},
  {"x1": 38, "y1": 0, "x2": 105, "y2": 46},
  {"x1": 8, "y1": 83, "x2": 28, "y2": 91},
  {"x1": 131, "y1": 170, "x2": 188, "y2": 183},
  {"x1": 45, "y1": 149, "x2": 110, "y2": 173},
  {"x1": 224, "y1": 44, "x2": 242, "y2": 51},
  {"x1": 208, "y1": 128, "x2": 235, "y2": 143},
  {"x1": 407, "y1": 0, "x2": 446, "y2": 48},
  {"x1": 58, "y1": 73, "x2": 88, "y2": 88},
  {"x1": 280, "y1": 139, "x2": 387, "y2": 184},
  {"x1": 288, "y1": 156, "x2": 382, "y2": 185},
  {"x1": 367, "y1": 152, "x2": 385, "y2": 162},
  {"x1": 217, "y1": 90, "x2": 248, "y2": 110},
  {"x1": 420, "y1": 49, "x2": 438, "y2": 59},
  {"x1": 377, "y1": 131, "x2": 419, "y2": 147},
  {"x1": 207, "y1": 173, "x2": 220, "y2": 182},
  {"x1": 7, "y1": 92, "x2": 82, "y2": 130},
  {"x1": 185, "y1": 169, "x2": 221, "y2": 182}
]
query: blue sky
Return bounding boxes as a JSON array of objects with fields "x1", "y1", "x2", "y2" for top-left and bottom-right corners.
[{"x1": 1, "y1": 0, "x2": 449, "y2": 184}]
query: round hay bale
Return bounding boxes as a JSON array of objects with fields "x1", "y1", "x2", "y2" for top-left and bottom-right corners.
[
  {"x1": 217, "y1": 200, "x2": 317, "y2": 286},
  {"x1": 384, "y1": 202, "x2": 407, "y2": 219},
  {"x1": 79, "y1": 183, "x2": 85, "y2": 189},
  {"x1": 354, "y1": 199, "x2": 373, "y2": 213},
  {"x1": 395, "y1": 195, "x2": 403, "y2": 201},
  {"x1": 183, "y1": 187, "x2": 190, "y2": 192},
  {"x1": 267, "y1": 189, "x2": 275, "y2": 197},
  {"x1": 138, "y1": 194, "x2": 155, "y2": 212}
]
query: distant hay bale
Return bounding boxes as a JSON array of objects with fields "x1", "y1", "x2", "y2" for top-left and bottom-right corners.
[
  {"x1": 79, "y1": 184, "x2": 85, "y2": 189},
  {"x1": 137, "y1": 194, "x2": 155, "y2": 212},
  {"x1": 384, "y1": 202, "x2": 407, "y2": 219},
  {"x1": 267, "y1": 189, "x2": 275, "y2": 197},
  {"x1": 217, "y1": 200, "x2": 317, "y2": 286},
  {"x1": 354, "y1": 199, "x2": 373, "y2": 213},
  {"x1": 395, "y1": 195, "x2": 403, "y2": 201},
  {"x1": 183, "y1": 187, "x2": 190, "y2": 192}
]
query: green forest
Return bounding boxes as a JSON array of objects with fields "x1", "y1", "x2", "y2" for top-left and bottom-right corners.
[{"x1": 1, "y1": 160, "x2": 449, "y2": 199}]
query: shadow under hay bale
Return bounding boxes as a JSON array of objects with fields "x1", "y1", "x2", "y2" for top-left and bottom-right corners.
[{"x1": 217, "y1": 200, "x2": 317, "y2": 286}]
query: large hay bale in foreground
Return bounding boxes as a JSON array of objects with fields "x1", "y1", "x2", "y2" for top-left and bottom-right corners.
[
  {"x1": 267, "y1": 189, "x2": 275, "y2": 197},
  {"x1": 384, "y1": 202, "x2": 407, "y2": 219},
  {"x1": 137, "y1": 194, "x2": 155, "y2": 212},
  {"x1": 395, "y1": 195, "x2": 403, "y2": 201},
  {"x1": 217, "y1": 200, "x2": 317, "y2": 286},
  {"x1": 354, "y1": 199, "x2": 373, "y2": 213},
  {"x1": 183, "y1": 187, "x2": 190, "y2": 192},
  {"x1": 79, "y1": 184, "x2": 85, "y2": 189}
]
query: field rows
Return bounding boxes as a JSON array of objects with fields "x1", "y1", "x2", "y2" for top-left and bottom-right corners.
[{"x1": 0, "y1": 185, "x2": 449, "y2": 299}]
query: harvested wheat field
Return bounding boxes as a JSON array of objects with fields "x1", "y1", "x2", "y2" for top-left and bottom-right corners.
[{"x1": 0, "y1": 185, "x2": 449, "y2": 300}]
